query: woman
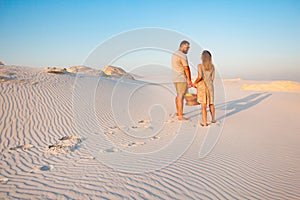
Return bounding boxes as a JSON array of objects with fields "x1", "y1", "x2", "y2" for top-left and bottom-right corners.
[{"x1": 193, "y1": 50, "x2": 216, "y2": 126}]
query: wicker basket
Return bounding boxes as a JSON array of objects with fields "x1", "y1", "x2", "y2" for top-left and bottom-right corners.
[{"x1": 184, "y1": 93, "x2": 200, "y2": 106}]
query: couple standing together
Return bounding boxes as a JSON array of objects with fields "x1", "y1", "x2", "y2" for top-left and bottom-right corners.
[{"x1": 172, "y1": 40, "x2": 216, "y2": 126}]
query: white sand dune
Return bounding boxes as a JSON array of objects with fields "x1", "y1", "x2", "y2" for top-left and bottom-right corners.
[
  {"x1": 103, "y1": 65, "x2": 135, "y2": 80},
  {"x1": 241, "y1": 80, "x2": 300, "y2": 93},
  {"x1": 67, "y1": 66, "x2": 106, "y2": 76},
  {"x1": 0, "y1": 65, "x2": 299, "y2": 199}
]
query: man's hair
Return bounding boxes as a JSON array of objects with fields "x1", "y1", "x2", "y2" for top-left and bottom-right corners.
[{"x1": 180, "y1": 40, "x2": 190, "y2": 47}]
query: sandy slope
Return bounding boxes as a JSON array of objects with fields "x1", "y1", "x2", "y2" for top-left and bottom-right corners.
[
  {"x1": 241, "y1": 80, "x2": 300, "y2": 93},
  {"x1": 0, "y1": 66, "x2": 299, "y2": 199}
]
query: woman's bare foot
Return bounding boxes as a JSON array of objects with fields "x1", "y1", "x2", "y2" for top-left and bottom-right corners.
[{"x1": 211, "y1": 120, "x2": 217, "y2": 123}]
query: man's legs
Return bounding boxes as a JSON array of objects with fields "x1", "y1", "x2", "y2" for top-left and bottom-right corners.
[
  {"x1": 174, "y1": 82, "x2": 187, "y2": 120},
  {"x1": 176, "y1": 94, "x2": 185, "y2": 120},
  {"x1": 175, "y1": 97, "x2": 179, "y2": 116}
]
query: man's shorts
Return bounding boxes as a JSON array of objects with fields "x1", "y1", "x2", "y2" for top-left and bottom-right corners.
[{"x1": 173, "y1": 82, "x2": 187, "y2": 95}]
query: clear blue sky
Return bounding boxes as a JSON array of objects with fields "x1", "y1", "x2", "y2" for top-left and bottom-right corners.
[{"x1": 0, "y1": 0, "x2": 299, "y2": 80}]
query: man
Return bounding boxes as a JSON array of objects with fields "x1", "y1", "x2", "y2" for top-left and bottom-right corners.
[{"x1": 172, "y1": 40, "x2": 192, "y2": 121}]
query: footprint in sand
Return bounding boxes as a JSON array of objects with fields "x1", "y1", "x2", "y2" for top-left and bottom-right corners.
[
  {"x1": 109, "y1": 125, "x2": 119, "y2": 130},
  {"x1": 80, "y1": 155, "x2": 95, "y2": 160},
  {"x1": 150, "y1": 136, "x2": 160, "y2": 140},
  {"x1": 169, "y1": 113, "x2": 178, "y2": 118},
  {"x1": 48, "y1": 135, "x2": 82, "y2": 153},
  {"x1": 9, "y1": 144, "x2": 34, "y2": 151},
  {"x1": 129, "y1": 119, "x2": 152, "y2": 130},
  {"x1": 128, "y1": 141, "x2": 146, "y2": 147},
  {"x1": 115, "y1": 125, "x2": 129, "y2": 131},
  {"x1": 101, "y1": 147, "x2": 120, "y2": 153},
  {"x1": 165, "y1": 119, "x2": 175, "y2": 124},
  {"x1": 0, "y1": 177, "x2": 8, "y2": 183},
  {"x1": 31, "y1": 81, "x2": 38, "y2": 85},
  {"x1": 40, "y1": 165, "x2": 54, "y2": 171},
  {"x1": 211, "y1": 121, "x2": 221, "y2": 126},
  {"x1": 138, "y1": 119, "x2": 151, "y2": 124},
  {"x1": 48, "y1": 144, "x2": 63, "y2": 149},
  {"x1": 59, "y1": 135, "x2": 82, "y2": 142},
  {"x1": 104, "y1": 130, "x2": 115, "y2": 135}
]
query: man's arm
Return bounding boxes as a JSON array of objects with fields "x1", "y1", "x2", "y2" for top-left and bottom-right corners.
[
  {"x1": 180, "y1": 54, "x2": 192, "y2": 87},
  {"x1": 184, "y1": 66, "x2": 192, "y2": 87}
]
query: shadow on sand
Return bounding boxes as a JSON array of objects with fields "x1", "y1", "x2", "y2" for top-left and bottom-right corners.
[{"x1": 187, "y1": 92, "x2": 272, "y2": 120}]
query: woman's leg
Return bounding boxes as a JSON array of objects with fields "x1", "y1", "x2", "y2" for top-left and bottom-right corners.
[
  {"x1": 209, "y1": 104, "x2": 216, "y2": 123},
  {"x1": 201, "y1": 104, "x2": 207, "y2": 125}
]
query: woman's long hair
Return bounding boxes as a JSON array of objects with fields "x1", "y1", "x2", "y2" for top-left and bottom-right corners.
[{"x1": 201, "y1": 50, "x2": 213, "y2": 71}]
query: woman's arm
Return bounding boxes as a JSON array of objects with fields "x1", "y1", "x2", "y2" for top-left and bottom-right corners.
[
  {"x1": 211, "y1": 65, "x2": 215, "y2": 81},
  {"x1": 193, "y1": 64, "x2": 202, "y2": 85}
]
